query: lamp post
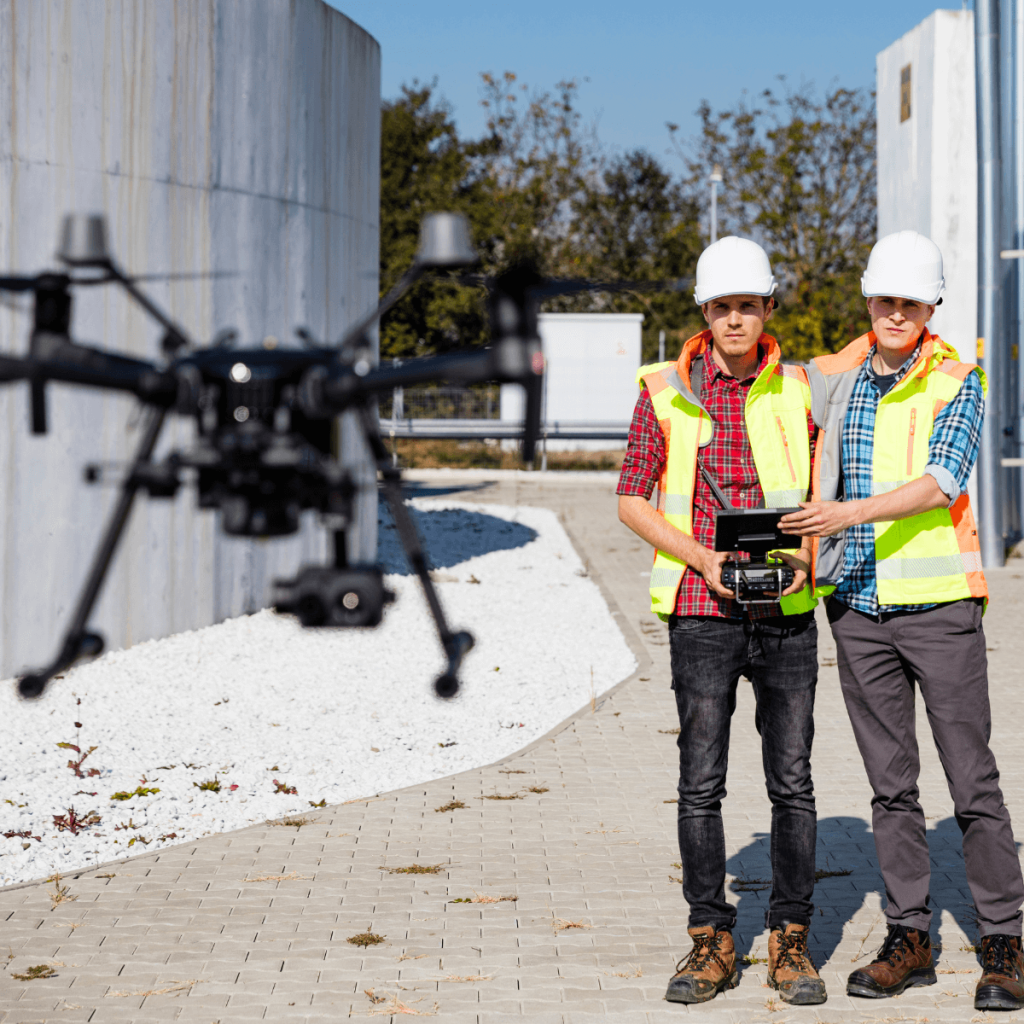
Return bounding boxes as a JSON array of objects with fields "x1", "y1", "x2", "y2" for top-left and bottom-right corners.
[{"x1": 709, "y1": 164, "x2": 723, "y2": 243}]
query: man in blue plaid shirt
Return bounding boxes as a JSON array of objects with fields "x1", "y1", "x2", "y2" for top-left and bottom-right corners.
[{"x1": 782, "y1": 231, "x2": 1024, "y2": 1013}]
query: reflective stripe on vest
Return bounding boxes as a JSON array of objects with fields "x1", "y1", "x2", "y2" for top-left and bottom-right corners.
[
  {"x1": 808, "y1": 331, "x2": 988, "y2": 606},
  {"x1": 639, "y1": 331, "x2": 817, "y2": 618}
]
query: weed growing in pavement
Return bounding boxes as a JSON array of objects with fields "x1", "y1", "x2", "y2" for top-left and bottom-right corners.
[
  {"x1": 731, "y1": 876, "x2": 771, "y2": 893},
  {"x1": 961, "y1": 940, "x2": 980, "y2": 953},
  {"x1": 658, "y1": 728, "x2": 681, "y2": 735},
  {"x1": 441, "y1": 974, "x2": 493, "y2": 982},
  {"x1": 243, "y1": 872, "x2": 312, "y2": 883},
  {"x1": 2, "y1": 829, "x2": 41, "y2": 842},
  {"x1": 605, "y1": 965, "x2": 643, "y2": 978},
  {"x1": 763, "y1": 996, "x2": 783, "y2": 1012},
  {"x1": 663, "y1": 799, "x2": 678, "y2": 804},
  {"x1": 527, "y1": 786, "x2": 549, "y2": 794},
  {"x1": 481, "y1": 793, "x2": 522, "y2": 801},
  {"x1": 269, "y1": 816, "x2": 310, "y2": 829},
  {"x1": 110, "y1": 786, "x2": 160, "y2": 801},
  {"x1": 364, "y1": 988, "x2": 386, "y2": 1004},
  {"x1": 47, "y1": 874, "x2": 77, "y2": 909},
  {"x1": 106, "y1": 979, "x2": 200, "y2": 998},
  {"x1": 815, "y1": 866, "x2": 853, "y2": 882},
  {"x1": 553, "y1": 918, "x2": 591, "y2": 931},
  {"x1": 499, "y1": 769, "x2": 527, "y2": 774},
  {"x1": 193, "y1": 777, "x2": 221, "y2": 793},
  {"x1": 668, "y1": 875, "x2": 683, "y2": 884},
  {"x1": 383, "y1": 864, "x2": 443, "y2": 875},
  {"x1": 434, "y1": 800, "x2": 466, "y2": 813},
  {"x1": 348, "y1": 931, "x2": 385, "y2": 947},
  {"x1": 742, "y1": 953, "x2": 768, "y2": 964},
  {"x1": 12, "y1": 964, "x2": 57, "y2": 980},
  {"x1": 272, "y1": 778, "x2": 297, "y2": 795},
  {"x1": 366, "y1": 992, "x2": 438, "y2": 1016},
  {"x1": 449, "y1": 894, "x2": 517, "y2": 904},
  {"x1": 52, "y1": 807, "x2": 101, "y2": 834}
]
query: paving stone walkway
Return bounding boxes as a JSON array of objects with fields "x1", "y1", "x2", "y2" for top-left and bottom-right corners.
[{"x1": 3, "y1": 470, "x2": 1024, "y2": 1022}]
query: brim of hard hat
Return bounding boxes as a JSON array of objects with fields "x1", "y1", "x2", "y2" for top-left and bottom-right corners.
[
  {"x1": 693, "y1": 285, "x2": 778, "y2": 305},
  {"x1": 861, "y1": 277, "x2": 945, "y2": 305}
]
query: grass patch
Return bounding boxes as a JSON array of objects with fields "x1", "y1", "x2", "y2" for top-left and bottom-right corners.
[
  {"x1": 269, "y1": 816, "x2": 310, "y2": 829},
  {"x1": 449, "y1": 894, "x2": 517, "y2": 904},
  {"x1": 12, "y1": 964, "x2": 57, "y2": 981},
  {"x1": 390, "y1": 438, "x2": 624, "y2": 472},
  {"x1": 348, "y1": 932, "x2": 385, "y2": 947},
  {"x1": 434, "y1": 800, "x2": 466, "y2": 813},
  {"x1": 815, "y1": 866, "x2": 853, "y2": 881}
]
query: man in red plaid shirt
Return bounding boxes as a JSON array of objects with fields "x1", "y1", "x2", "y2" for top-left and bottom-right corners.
[{"x1": 618, "y1": 237, "x2": 823, "y2": 1006}]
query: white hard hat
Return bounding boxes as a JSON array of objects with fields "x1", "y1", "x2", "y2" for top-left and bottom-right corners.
[
  {"x1": 693, "y1": 236, "x2": 777, "y2": 305},
  {"x1": 861, "y1": 231, "x2": 945, "y2": 304}
]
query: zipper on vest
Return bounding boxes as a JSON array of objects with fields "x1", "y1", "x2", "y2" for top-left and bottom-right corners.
[
  {"x1": 906, "y1": 408, "x2": 917, "y2": 477},
  {"x1": 776, "y1": 416, "x2": 797, "y2": 482}
]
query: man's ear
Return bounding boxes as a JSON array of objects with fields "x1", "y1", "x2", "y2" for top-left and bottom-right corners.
[
  {"x1": 764, "y1": 297, "x2": 775, "y2": 322},
  {"x1": 701, "y1": 302, "x2": 710, "y2": 325}
]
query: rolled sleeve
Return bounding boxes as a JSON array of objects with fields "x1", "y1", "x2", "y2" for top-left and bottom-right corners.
[
  {"x1": 923, "y1": 464, "x2": 961, "y2": 504},
  {"x1": 925, "y1": 370, "x2": 984, "y2": 499}
]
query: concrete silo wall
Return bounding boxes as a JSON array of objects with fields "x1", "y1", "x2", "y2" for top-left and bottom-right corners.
[{"x1": 0, "y1": 0, "x2": 380, "y2": 677}]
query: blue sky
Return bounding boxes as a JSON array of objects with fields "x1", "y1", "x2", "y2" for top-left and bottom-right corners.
[{"x1": 328, "y1": 1, "x2": 955, "y2": 161}]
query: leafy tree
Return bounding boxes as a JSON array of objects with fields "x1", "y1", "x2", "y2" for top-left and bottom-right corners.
[
  {"x1": 672, "y1": 85, "x2": 876, "y2": 359},
  {"x1": 569, "y1": 149, "x2": 705, "y2": 361},
  {"x1": 379, "y1": 84, "x2": 495, "y2": 358}
]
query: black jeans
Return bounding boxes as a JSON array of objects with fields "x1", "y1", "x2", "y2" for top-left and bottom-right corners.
[{"x1": 669, "y1": 612, "x2": 818, "y2": 931}]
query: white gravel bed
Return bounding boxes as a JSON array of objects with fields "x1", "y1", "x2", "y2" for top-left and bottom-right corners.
[{"x1": 0, "y1": 500, "x2": 635, "y2": 887}]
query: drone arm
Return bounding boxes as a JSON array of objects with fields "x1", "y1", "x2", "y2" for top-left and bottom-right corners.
[
  {"x1": 17, "y1": 406, "x2": 168, "y2": 699},
  {"x1": 355, "y1": 403, "x2": 473, "y2": 698},
  {"x1": 26, "y1": 337, "x2": 176, "y2": 403}
]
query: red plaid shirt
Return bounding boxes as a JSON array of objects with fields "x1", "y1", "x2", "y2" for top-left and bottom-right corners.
[{"x1": 617, "y1": 344, "x2": 816, "y2": 619}]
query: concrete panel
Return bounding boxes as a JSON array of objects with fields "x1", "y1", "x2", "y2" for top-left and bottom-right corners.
[
  {"x1": 876, "y1": 9, "x2": 977, "y2": 360},
  {"x1": 501, "y1": 313, "x2": 642, "y2": 451},
  {"x1": 0, "y1": 0, "x2": 380, "y2": 676}
]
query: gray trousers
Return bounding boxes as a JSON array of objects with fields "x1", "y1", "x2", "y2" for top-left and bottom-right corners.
[{"x1": 828, "y1": 597, "x2": 1024, "y2": 936}]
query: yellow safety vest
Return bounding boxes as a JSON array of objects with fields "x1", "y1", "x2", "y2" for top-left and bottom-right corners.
[
  {"x1": 640, "y1": 330, "x2": 817, "y2": 619},
  {"x1": 807, "y1": 330, "x2": 988, "y2": 605}
]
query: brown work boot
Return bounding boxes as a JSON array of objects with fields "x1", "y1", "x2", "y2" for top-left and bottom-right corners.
[
  {"x1": 768, "y1": 922, "x2": 827, "y2": 1005},
  {"x1": 847, "y1": 924, "x2": 936, "y2": 998},
  {"x1": 975, "y1": 934, "x2": 1024, "y2": 1011},
  {"x1": 665, "y1": 926, "x2": 738, "y2": 1003}
]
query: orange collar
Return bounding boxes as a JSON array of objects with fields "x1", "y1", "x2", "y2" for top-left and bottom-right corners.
[{"x1": 675, "y1": 329, "x2": 781, "y2": 391}]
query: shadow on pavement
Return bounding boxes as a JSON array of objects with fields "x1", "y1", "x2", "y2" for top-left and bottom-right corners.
[
  {"x1": 398, "y1": 480, "x2": 496, "y2": 499},
  {"x1": 377, "y1": 502, "x2": 538, "y2": 574},
  {"x1": 723, "y1": 814, "x2": 1006, "y2": 971}
]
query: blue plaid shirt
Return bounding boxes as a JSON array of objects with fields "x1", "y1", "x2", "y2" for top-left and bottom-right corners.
[{"x1": 834, "y1": 343, "x2": 985, "y2": 617}]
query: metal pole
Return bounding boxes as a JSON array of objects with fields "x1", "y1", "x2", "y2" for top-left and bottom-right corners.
[
  {"x1": 976, "y1": 0, "x2": 1006, "y2": 567},
  {"x1": 1012, "y1": 0, "x2": 1024, "y2": 532},
  {"x1": 709, "y1": 164, "x2": 723, "y2": 244},
  {"x1": 658, "y1": 329, "x2": 666, "y2": 363}
]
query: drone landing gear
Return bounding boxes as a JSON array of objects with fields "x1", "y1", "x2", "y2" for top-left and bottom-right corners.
[
  {"x1": 18, "y1": 407, "x2": 169, "y2": 698},
  {"x1": 358, "y1": 405, "x2": 474, "y2": 699}
]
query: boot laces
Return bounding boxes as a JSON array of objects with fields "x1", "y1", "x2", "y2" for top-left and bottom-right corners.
[
  {"x1": 982, "y1": 935, "x2": 1020, "y2": 979},
  {"x1": 676, "y1": 932, "x2": 728, "y2": 976},
  {"x1": 874, "y1": 925, "x2": 912, "y2": 968},
  {"x1": 775, "y1": 929, "x2": 814, "y2": 972}
]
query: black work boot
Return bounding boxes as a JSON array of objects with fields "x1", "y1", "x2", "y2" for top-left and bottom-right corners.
[
  {"x1": 847, "y1": 924, "x2": 936, "y2": 998},
  {"x1": 975, "y1": 934, "x2": 1024, "y2": 1011}
]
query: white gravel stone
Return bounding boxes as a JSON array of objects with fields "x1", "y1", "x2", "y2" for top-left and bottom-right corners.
[{"x1": 0, "y1": 500, "x2": 635, "y2": 886}]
